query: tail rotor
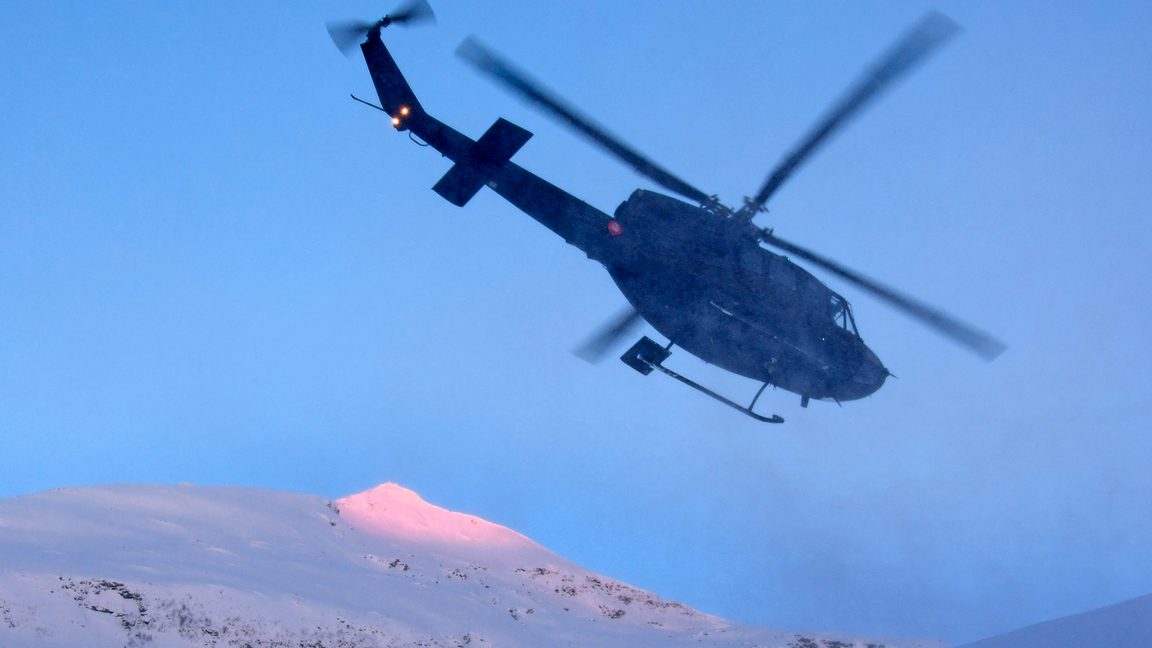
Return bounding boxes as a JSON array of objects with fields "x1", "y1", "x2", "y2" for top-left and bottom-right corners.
[{"x1": 326, "y1": 0, "x2": 436, "y2": 56}]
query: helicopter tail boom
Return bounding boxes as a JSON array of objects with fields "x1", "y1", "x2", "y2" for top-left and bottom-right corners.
[
  {"x1": 361, "y1": 28, "x2": 535, "y2": 208},
  {"x1": 356, "y1": 27, "x2": 617, "y2": 259}
]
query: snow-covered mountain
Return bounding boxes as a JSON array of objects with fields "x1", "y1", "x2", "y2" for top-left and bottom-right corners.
[
  {"x1": 0, "y1": 483, "x2": 947, "y2": 648},
  {"x1": 958, "y1": 592, "x2": 1152, "y2": 648}
]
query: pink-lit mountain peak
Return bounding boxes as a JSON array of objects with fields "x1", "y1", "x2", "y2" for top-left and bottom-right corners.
[
  {"x1": 0, "y1": 483, "x2": 949, "y2": 648},
  {"x1": 336, "y1": 483, "x2": 538, "y2": 550}
]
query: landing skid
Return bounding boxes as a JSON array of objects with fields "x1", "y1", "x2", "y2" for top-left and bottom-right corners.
[{"x1": 621, "y1": 337, "x2": 785, "y2": 424}]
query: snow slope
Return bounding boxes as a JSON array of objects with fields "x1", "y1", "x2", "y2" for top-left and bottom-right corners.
[
  {"x1": 0, "y1": 483, "x2": 946, "y2": 648},
  {"x1": 958, "y1": 592, "x2": 1152, "y2": 648}
]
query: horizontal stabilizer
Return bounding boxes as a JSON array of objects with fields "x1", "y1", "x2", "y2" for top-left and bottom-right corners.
[
  {"x1": 432, "y1": 163, "x2": 485, "y2": 207},
  {"x1": 433, "y1": 118, "x2": 532, "y2": 206}
]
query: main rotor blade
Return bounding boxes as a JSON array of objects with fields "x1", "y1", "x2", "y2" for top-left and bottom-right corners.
[
  {"x1": 745, "y1": 12, "x2": 960, "y2": 214},
  {"x1": 456, "y1": 37, "x2": 715, "y2": 207},
  {"x1": 574, "y1": 307, "x2": 646, "y2": 364},
  {"x1": 761, "y1": 231, "x2": 1006, "y2": 360}
]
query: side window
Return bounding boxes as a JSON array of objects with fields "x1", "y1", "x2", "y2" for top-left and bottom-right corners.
[
  {"x1": 738, "y1": 247, "x2": 764, "y2": 275},
  {"x1": 768, "y1": 254, "x2": 797, "y2": 290}
]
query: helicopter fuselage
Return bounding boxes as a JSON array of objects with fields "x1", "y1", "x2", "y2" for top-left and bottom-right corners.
[{"x1": 607, "y1": 190, "x2": 887, "y2": 402}]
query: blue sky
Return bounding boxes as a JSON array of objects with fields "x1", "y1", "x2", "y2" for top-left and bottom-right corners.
[{"x1": 2, "y1": 0, "x2": 1151, "y2": 644}]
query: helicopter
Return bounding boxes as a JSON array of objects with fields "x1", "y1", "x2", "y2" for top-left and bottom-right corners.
[{"x1": 326, "y1": 2, "x2": 1006, "y2": 423}]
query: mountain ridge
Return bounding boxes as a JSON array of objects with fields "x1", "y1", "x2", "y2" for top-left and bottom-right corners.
[
  {"x1": 0, "y1": 483, "x2": 946, "y2": 648},
  {"x1": 958, "y1": 592, "x2": 1152, "y2": 648}
]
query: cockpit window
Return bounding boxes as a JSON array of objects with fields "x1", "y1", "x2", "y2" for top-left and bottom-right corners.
[{"x1": 830, "y1": 294, "x2": 859, "y2": 336}]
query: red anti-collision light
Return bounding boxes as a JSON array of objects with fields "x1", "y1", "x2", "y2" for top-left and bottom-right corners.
[{"x1": 608, "y1": 221, "x2": 622, "y2": 236}]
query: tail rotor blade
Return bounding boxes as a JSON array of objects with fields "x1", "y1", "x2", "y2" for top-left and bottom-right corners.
[
  {"x1": 390, "y1": 0, "x2": 436, "y2": 26},
  {"x1": 326, "y1": 20, "x2": 375, "y2": 56},
  {"x1": 456, "y1": 37, "x2": 715, "y2": 207},
  {"x1": 327, "y1": 1, "x2": 436, "y2": 57},
  {"x1": 574, "y1": 307, "x2": 646, "y2": 364},
  {"x1": 761, "y1": 231, "x2": 1006, "y2": 360},
  {"x1": 742, "y1": 12, "x2": 960, "y2": 216}
]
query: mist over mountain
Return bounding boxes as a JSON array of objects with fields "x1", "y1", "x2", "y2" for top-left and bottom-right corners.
[{"x1": 0, "y1": 483, "x2": 947, "y2": 648}]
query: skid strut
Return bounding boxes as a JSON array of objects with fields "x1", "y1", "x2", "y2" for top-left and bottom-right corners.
[{"x1": 621, "y1": 337, "x2": 784, "y2": 424}]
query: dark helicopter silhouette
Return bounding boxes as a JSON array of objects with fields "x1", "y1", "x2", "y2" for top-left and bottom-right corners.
[{"x1": 327, "y1": 1, "x2": 1005, "y2": 423}]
